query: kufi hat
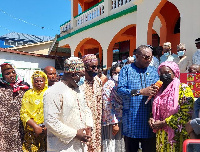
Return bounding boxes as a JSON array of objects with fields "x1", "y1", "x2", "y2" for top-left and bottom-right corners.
[
  {"x1": 177, "y1": 43, "x2": 186, "y2": 50},
  {"x1": 64, "y1": 56, "x2": 84, "y2": 72},
  {"x1": 163, "y1": 42, "x2": 171, "y2": 49},
  {"x1": 195, "y1": 38, "x2": 200, "y2": 44}
]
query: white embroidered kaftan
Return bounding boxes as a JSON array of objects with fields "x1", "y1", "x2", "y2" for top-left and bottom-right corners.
[{"x1": 43, "y1": 81, "x2": 93, "y2": 152}]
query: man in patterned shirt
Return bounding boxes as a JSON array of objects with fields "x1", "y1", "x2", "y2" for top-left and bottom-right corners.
[{"x1": 117, "y1": 45, "x2": 159, "y2": 152}]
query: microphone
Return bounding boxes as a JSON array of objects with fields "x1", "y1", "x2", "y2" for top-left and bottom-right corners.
[{"x1": 145, "y1": 80, "x2": 163, "y2": 104}]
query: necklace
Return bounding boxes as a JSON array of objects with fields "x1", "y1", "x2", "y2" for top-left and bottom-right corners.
[{"x1": 66, "y1": 84, "x2": 86, "y2": 127}]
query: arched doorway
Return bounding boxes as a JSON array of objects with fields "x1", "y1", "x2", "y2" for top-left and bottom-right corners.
[
  {"x1": 107, "y1": 24, "x2": 136, "y2": 67},
  {"x1": 74, "y1": 38, "x2": 103, "y2": 67},
  {"x1": 148, "y1": 0, "x2": 180, "y2": 53}
]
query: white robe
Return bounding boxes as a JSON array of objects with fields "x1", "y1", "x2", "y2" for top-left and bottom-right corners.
[
  {"x1": 160, "y1": 53, "x2": 180, "y2": 64},
  {"x1": 43, "y1": 81, "x2": 93, "y2": 152},
  {"x1": 178, "y1": 56, "x2": 192, "y2": 73},
  {"x1": 192, "y1": 49, "x2": 200, "y2": 65}
]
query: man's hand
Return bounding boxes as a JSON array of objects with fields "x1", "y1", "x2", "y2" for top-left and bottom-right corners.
[
  {"x1": 185, "y1": 120, "x2": 193, "y2": 134},
  {"x1": 76, "y1": 128, "x2": 91, "y2": 143},
  {"x1": 140, "y1": 84, "x2": 159, "y2": 96},
  {"x1": 112, "y1": 124, "x2": 119, "y2": 136},
  {"x1": 85, "y1": 127, "x2": 92, "y2": 142}
]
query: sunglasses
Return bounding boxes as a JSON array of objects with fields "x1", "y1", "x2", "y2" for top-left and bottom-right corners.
[
  {"x1": 113, "y1": 71, "x2": 120, "y2": 75},
  {"x1": 90, "y1": 65, "x2": 100, "y2": 70},
  {"x1": 138, "y1": 54, "x2": 152, "y2": 60},
  {"x1": 70, "y1": 72, "x2": 80, "y2": 77}
]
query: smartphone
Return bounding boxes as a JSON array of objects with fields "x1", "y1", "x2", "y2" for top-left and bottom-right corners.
[{"x1": 183, "y1": 139, "x2": 200, "y2": 152}]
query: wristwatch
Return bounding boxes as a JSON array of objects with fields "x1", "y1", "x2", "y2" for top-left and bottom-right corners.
[{"x1": 132, "y1": 89, "x2": 141, "y2": 96}]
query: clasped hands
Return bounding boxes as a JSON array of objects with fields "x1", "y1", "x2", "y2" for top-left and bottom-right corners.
[
  {"x1": 76, "y1": 127, "x2": 92, "y2": 143},
  {"x1": 149, "y1": 118, "x2": 167, "y2": 130},
  {"x1": 112, "y1": 124, "x2": 119, "y2": 136}
]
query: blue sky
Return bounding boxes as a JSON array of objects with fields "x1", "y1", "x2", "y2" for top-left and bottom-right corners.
[{"x1": 0, "y1": 0, "x2": 75, "y2": 37}]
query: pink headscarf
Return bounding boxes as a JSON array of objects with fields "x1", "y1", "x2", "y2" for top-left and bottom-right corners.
[{"x1": 152, "y1": 61, "x2": 180, "y2": 143}]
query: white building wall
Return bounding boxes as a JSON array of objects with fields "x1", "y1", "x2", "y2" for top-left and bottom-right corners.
[
  {"x1": 0, "y1": 52, "x2": 55, "y2": 69},
  {"x1": 136, "y1": 0, "x2": 161, "y2": 46},
  {"x1": 59, "y1": 11, "x2": 137, "y2": 67},
  {"x1": 0, "y1": 52, "x2": 55, "y2": 87},
  {"x1": 153, "y1": 16, "x2": 161, "y2": 37},
  {"x1": 170, "y1": 0, "x2": 200, "y2": 60},
  {"x1": 59, "y1": 0, "x2": 200, "y2": 67}
]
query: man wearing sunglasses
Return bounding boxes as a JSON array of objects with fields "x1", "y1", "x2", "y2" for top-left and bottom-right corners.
[
  {"x1": 82, "y1": 54, "x2": 103, "y2": 152},
  {"x1": 118, "y1": 45, "x2": 160, "y2": 152}
]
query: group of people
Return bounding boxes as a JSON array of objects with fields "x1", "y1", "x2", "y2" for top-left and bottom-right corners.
[
  {"x1": 116, "y1": 44, "x2": 199, "y2": 152},
  {"x1": 0, "y1": 64, "x2": 58, "y2": 151},
  {"x1": 0, "y1": 41, "x2": 200, "y2": 152}
]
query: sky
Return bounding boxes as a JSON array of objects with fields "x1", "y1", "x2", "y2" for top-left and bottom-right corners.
[{"x1": 0, "y1": 0, "x2": 75, "y2": 37}]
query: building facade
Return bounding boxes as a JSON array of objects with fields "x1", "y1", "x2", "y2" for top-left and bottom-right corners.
[{"x1": 56, "y1": 0, "x2": 200, "y2": 68}]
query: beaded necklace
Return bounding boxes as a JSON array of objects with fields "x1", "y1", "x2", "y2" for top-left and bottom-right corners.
[{"x1": 64, "y1": 81, "x2": 86, "y2": 127}]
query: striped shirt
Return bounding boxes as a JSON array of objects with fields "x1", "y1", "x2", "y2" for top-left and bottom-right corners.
[{"x1": 117, "y1": 63, "x2": 159, "y2": 138}]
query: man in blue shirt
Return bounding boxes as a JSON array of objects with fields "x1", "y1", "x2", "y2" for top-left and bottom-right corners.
[{"x1": 117, "y1": 45, "x2": 159, "y2": 152}]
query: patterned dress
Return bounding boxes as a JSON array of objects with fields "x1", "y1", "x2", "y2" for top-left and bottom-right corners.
[
  {"x1": 156, "y1": 84, "x2": 194, "y2": 152},
  {"x1": 20, "y1": 71, "x2": 48, "y2": 152},
  {"x1": 84, "y1": 76, "x2": 102, "y2": 152},
  {"x1": 20, "y1": 88, "x2": 47, "y2": 152},
  {"x1": 0, "y1": 84, "x2": 26, "y2": 152},
  {"x1": 102, "y1": 79, "x2": 125, "y2": 152}
]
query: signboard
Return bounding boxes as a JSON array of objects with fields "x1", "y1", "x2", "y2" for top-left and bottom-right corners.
[{"x1": 180, "y1": 73, "x2": 200, "y2": 98}]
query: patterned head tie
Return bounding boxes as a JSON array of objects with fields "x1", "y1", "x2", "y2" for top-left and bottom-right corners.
[
  {"x1": 82, "y1": 54, "x2": 98, "y2": 65},
  {"x1": 32, "y1": 70, "x2": 47, "y2": 79},
  {"x1": 0, "y1": 63, "x2": 14, "y2": 73},
  {"x1": 31, "y1": 71, "x2": 48, "y2": 90},
  {"x1": 64, "y1": 56, "x2": 84, "y2": 73}
]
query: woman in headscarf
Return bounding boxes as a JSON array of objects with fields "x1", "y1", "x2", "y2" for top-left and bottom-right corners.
[
  {"x1": 102, "y1": 63, "x2": 125, "y2": 152},
  {"x1": 0, "y1": 63, "x2": 29, "y2": 151},
  {"x1": 20, "y1": 71, "x2": 48, "y2": 152},
  {"x1": 149, "y1": 61, "x2": 194, "y2": 152}
]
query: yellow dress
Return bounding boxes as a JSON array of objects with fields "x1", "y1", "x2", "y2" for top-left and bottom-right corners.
[
  {"x1": 20, "y1": 71, "x2": 48, "y2": 152},
  {"x1": 156, "y1": 84, "x2": 194, "y2": 152}
]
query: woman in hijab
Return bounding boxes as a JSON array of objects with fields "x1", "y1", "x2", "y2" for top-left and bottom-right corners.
[
  {"x1": 0, "y1": 63, "x2": 29, "y2": 151},
  {"x1": 20, "y1": 71, "x2": 48, "y2": 152},
  {"x1": 149, "y1": 61, "x2": 194, "y2": 152}
]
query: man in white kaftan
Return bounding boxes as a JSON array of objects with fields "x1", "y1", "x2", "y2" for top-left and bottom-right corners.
[{"x1": 43, "y1": 57, "x2": 93, "y2": 152}]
